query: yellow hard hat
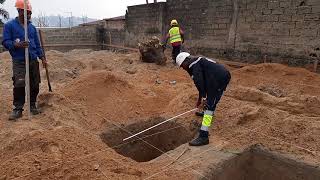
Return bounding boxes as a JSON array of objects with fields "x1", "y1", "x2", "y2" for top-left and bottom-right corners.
[{"x1": 171, "y1": 19, "x2": 178, "y2": 26}]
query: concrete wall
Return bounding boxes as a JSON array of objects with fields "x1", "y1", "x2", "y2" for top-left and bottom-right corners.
[
  {"x1": 40, "y1": 26, "x2": 97, "y2": 45},
  {"x1": 105, "y1": 29, "x2": 125, "y2": 46},
  {"x1": 125, "y1": 2, "x2": 167, "y2": 47},
  {"x1": 166, "y1": 0, "x2": 234, "y2": 56},
  {"x1": 123, "y1": 0, "x2": 320, "y2": 67},
  {"x1": 232, "y1": 0, "x2": 320, "y2": 65},
  {"x1": 1, "y1": 0, "x2": 319, "y2": 67},
  {"x1": 105, "y1": 20, "x2": 125, "y2": 30}
]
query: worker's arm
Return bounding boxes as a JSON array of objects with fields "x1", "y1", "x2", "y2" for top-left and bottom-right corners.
[
  {"x1": 34, "y1": 28, "x2": 47, "y2": 67},
  {"x1": 180, "y1": 29, "x2": 185, "y2": 43},
  {"x1": 161, "y1": 33, "x2": 170, "y2": 46},
  {"x1": 2, "y1": 23, "x2": 15, "y2": 50},
  {"x1": 34, "y1": 28, "x2": 44, "y2": 59},
  {"x1": 191, "y1": 64, "x2": 206, "y2": 100}
]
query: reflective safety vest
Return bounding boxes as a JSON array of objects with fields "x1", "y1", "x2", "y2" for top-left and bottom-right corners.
[{"x1": 169, "y1": 27, "x2": 182, "y2": 44}]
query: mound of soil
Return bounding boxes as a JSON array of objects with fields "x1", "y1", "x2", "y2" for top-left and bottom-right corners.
[{"x1": 0, "y1": 50, "x2": 319, "y2": 179}]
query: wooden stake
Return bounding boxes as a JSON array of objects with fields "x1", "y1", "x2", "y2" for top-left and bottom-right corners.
[{"x1": 108, "y1": 32, "x2": 112, "y2": 45}]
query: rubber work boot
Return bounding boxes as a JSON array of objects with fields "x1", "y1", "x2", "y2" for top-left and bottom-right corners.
[
  {"x1": 9, "y1": 110, "x2": 23, "y2": 121},
  {"x1": 189, "y1": 136, "x2": 209, "y2": 146},
  {"x1": 189, "y1": 130, "x2": 209, "y2": 146},
  {"x1": 195, "y1": 111, "x2": 204, "y2": 117},
  {"x1": 31, "y1": 105, "x2": 41, "y2": 115}
]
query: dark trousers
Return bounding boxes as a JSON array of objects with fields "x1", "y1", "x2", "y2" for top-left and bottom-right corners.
[
  {"x1": 172, "y1": 45, "x2": 182, "y2": 62},
  {"x1": 12, "y1": 60, "x2": 41, "y2": 111},
  {"x1": 206, "y1": 72, "x2": 231, "y2": 112}
]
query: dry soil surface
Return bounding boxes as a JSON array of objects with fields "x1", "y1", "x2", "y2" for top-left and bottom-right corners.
[{"x1": 0, "y1": 49, "x2": 319, "y2": 179}]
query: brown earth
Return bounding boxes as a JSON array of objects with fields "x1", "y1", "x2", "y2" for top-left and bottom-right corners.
[{"x1": 0, "y1": 49, "x2": 319, "y2": 179}]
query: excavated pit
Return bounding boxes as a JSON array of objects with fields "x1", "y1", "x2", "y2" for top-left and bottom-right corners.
[
  {"x1": 100, "y1": 117, "x2": 198, "y2": 162},
  {"x1": 205, "y1": 145, "x2": 320, "y2": 180}
]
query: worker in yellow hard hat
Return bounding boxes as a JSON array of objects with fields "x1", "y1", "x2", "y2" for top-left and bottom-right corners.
[
  {"x1": 161, "y1": 19, "x2": 185, "y2": 63},
  {"x1": 2, "y1": 0, "x2": 47, "y2": 120}
]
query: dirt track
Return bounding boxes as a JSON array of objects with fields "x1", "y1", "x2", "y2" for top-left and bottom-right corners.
[{"x1": 0, "y1": 49, "x2": 319, "y2": 179}]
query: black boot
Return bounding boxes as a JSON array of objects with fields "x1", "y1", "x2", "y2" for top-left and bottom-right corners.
[
  {"x1": 9, "y1": 109, "x2": 23, "y2": 121},
  {"x1": 195, "y1": 111, "x2": 204, "y2": 117},
  {"x1": 189, "y1": 130, "x2": 209, "y2": 146},
  {"x1": 31, "y1": 104, "x2": 40, "y2": 115}
]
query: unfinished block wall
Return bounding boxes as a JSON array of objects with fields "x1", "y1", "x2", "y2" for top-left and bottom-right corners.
[
  {"x1": 125, "y1": 2, "x2": 167, "y2": 47},
  {"x1": 41, "y1": 26, "x2": 97, "y2": 45},
  {"x1": 166, "y1": 0, "x2": 235, "y2": 56},
  {"x1": 234, "y1": 0, "x2": 320, "y2": 65},
  {"x1": 125, "y1": 0, "x2": 320, "y2": 66}
]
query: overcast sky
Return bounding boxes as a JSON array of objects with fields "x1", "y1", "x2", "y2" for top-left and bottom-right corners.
[{"x1": 1, "y1": 0, "x2": 166, "y2": 19}]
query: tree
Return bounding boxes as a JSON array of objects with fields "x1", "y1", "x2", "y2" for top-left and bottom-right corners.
[
  {"x1": 57, "y1": 14, "x2": 62, "y2": 27},
  {"x1": 82, "y1": 15, "x2": 88, "y2": 24},
  {"x1": 36, "y1": 11, "x2": 49, "y2": 27},
  {"x1": 0, "y1": 0, "x2": 9, "y2": 24}
]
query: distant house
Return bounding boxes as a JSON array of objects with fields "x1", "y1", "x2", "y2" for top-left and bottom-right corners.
[{"x1": 79, "y1": 16, "x2": 125, "y2": 30}]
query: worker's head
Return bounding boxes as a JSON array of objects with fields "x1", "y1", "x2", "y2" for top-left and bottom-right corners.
[
  {"x1": 170, "y1": 19, "x2": 178, "y2": 26},
  {"x1": 15, "y1": 0, "x2": 32, "y2": 20},
  {"x1": 176, "y1": 52, "x2": 191, "y2": 70}
]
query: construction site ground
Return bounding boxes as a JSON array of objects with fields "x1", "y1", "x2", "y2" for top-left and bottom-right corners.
[{"x1": 0, "y1": 49, "x2": 320, "y2": 179}]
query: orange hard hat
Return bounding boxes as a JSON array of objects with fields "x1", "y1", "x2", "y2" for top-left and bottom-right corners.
[{"x1": 15, "y1": 0, "x2": 32, "y2": 12}]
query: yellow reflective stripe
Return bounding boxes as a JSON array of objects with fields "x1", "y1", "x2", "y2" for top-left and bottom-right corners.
[
  {"x1": 202, "y1": 114, "x2": 214, "y2": 127},
  {"x1": 170, "y1": 35, "x2": 181, "y2": 41}
]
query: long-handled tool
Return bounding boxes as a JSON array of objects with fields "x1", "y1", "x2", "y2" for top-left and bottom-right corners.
[
  {"x1": 23, "y1": 0, "x2": 31, "y2": 119},
  {"x1": 38, "y1": 29, "x2": 52, "y2": 92},
  {"x1": 123, "y1": 108, "x2": 198, "y2": 141}
]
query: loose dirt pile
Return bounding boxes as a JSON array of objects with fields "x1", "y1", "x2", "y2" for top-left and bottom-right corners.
[
  {"x1": 138, "y1": 37, "x2": 167, "y2": 65},
  {"x1": 0, "y1": 49, "x2": 319, "y2": 179}
]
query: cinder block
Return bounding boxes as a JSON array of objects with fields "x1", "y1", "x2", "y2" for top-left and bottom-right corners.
[
  {"x1": 297, "y1": 6, "x2": 312, "y2": 14},
  {"x1": 291, "y1": 14, "x2": 305, "y2": 22},
  {"x1": 280, "y1": 1, "x2": 291, "y2": 8},
  {"x1": 305, "y1": 14, "x2": 320, "y2": 21},
  {"x1": 268, "y1": 1, "x2": 280, "y2": 9},
  {"x1": 279, "y1": 15, "x2": 292, "y2": 22},
  {"x1": 272, "y1": 8, "x2": 284, "y2": 15}
]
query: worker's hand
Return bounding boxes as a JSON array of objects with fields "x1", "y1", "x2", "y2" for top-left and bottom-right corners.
[
  {"x1": 196, "y1": 97, "x2": 207, "y2": 108},
  {"x1": 14, "y1": 41, "x2": 29, "y2": 49},
  {"x1": 196, "y1": 99, "x2": 202, "y2": 108},
  {"x1": 40, "y1": 56, "x2": 47, "y2": 68}
]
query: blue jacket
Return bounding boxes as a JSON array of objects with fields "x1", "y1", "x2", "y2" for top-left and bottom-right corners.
[
  {"x1": 187, "y1": 57, "x2": 231, "y2": 98},
  {"x1": 2, "y1": 18, "x2": 43, "y2": 61}
]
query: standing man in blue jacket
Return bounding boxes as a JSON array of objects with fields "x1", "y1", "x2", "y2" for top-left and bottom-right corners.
[
  {"x1": 2, "y1": 0, "x2": 47, "y2": 120},
  {"x1": 176, "y1": 52, "x2": 231, "y2": 146}
]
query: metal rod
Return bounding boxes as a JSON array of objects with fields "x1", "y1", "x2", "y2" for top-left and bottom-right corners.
[
  {"x1": 24, "y1": 0, "x2": 31, "y2": 120},
  {"x1": 123, "y1": 108, "x2": 198, "y2": 141}
]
